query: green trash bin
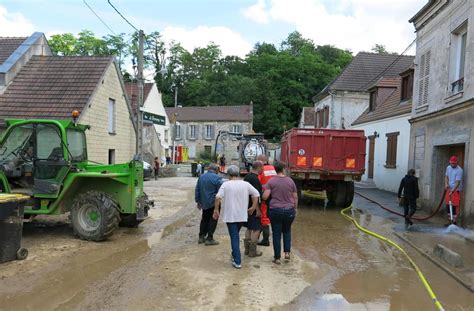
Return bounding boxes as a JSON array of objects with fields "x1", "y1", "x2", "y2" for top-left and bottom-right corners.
[{"x1": 0, "y1": 194, "x2": 29, "y2": 263}]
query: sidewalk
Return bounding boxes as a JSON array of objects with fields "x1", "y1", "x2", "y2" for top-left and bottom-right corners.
[{"x1": 354, "y1": 186, "x2": 474, "y2": 292}]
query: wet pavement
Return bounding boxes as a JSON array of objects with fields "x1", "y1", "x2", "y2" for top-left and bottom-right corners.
[{"x1": 0, "y1": 175, "x2": 473, "y2": 310}]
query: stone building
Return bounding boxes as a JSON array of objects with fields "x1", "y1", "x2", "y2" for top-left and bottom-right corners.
[
  {"x1": 165, "y1": 105, "x2": 253, "y2": 162},
  {"x1": 409, "y1": 0, "x2": 473, "y2": 226},
  {"x1": 0, "y1": 32, "x2": 136, "y2": 164},
  {"x1": 312, "y1": 52, "x2": 414, "y2": 129}
]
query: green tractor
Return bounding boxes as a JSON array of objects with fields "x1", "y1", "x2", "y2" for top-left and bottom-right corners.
[{"x1": 0, "y1": 118, "x2": 153, "y2": 241}]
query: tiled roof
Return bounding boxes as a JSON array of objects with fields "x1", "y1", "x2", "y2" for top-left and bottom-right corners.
[
  {"x1": 314, "y1": 52, "x2": 414, "y2": 101},
  {"x1": 165, "y1": 105, "x2": 253, "y2": 122},
  {"x1": 0, "y1": 56, "x2": 113, "y2": 119},
  {"x1": 352, "y1": 78, "x2": 412, "y2": 126},
  {"x1": 302, "y1": 107, "x2": 315, "y2": 126},
  {"x1": 0, "y1": 37, "x2": 27, "y2": 65},
  {"x1": 124, "y1": 82, "x2": 153, "y2": 115}
]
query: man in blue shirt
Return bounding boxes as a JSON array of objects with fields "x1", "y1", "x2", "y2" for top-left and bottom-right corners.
[
  {"x1": 445, "y1": 156, "x2": 463, "y2": 225},
  {"x1": 195, "y1": 163, "x2": 223, "y2": 245}
]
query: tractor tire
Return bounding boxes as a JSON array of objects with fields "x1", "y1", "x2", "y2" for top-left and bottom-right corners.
[
  {"x1": 119, "y1": 214, "x2": 143, "y2": 228},
  {"x1": 71, "y1": 191, "x2": 120, "y2": 241}
]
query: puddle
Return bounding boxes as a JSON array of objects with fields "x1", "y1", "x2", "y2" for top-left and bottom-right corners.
[
  {"x1": 313, "y1": 294, "x2": 389, "y2": 310},
  {"x1": 147, "y1": 230, "x2": 163, "y2": 247}
]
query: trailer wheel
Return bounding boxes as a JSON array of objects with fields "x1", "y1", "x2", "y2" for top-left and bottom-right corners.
[
  {"x1": 333, "y1": 181, "x2": 353, "y2": 208},
  {"x1": 71, "y1": 191, "x2": 120, "y2": 241}
]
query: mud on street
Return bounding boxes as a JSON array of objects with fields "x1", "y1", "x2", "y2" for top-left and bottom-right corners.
[{"x1": 1, "y1": 176, "x2": 473, "y2": 310}]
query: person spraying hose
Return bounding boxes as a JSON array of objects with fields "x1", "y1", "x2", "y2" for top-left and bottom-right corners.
[
  {"x1": 445, "y1": 156, "x2": 463, "y2": 226},
  {"x1": 398, "y1": 169, "x2": 419, "y2": 229}
]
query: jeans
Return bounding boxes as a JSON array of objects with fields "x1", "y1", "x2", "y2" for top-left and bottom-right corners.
[
  {"x1": 226, "y1": 222, "x2": 244, "y2": 265},
  {"x1": 269, "y1": 208, "x2": 295, "y2": 259},
  {"x1": 403, "y1": 198, "x2": 416, "y2": 224},
  {"x1": 199, "y1": 207, "x2": 218, "y2": 240}
]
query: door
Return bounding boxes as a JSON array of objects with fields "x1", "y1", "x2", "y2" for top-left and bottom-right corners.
[
  {"x1": 448, "y1": 145, "x2": 465, "y2": 169},
  {"x1": 368, "y1": 136, "x2": 375, "y2": 178}
]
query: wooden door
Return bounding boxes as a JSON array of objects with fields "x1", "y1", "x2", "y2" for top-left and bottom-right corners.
[{"x1": 368, "y1": 136, "x2": 375, "y2": 178}]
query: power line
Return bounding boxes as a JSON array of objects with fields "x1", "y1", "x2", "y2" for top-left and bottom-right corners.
[
  {"x1": 107, "y1": 0, "x2": 139, "y2": 32},
  {"x1": 83, "y1": 0, "x2": 116, "y2": 35}
]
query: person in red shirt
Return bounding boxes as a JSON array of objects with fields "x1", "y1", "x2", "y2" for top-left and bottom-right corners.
[
  {"x1": 256, "y1": 155, "x2": 276, "y2": 246},
  {"x1": 153, "y1": 157, "x2": 160, "y2": 180}
]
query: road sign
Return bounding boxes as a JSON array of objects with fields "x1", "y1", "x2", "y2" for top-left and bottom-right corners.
[{"x1": 143, "y1": 112, "x2": 166, "y2": 125}]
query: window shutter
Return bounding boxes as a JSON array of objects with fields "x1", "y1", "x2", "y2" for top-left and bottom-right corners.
[
  {"x1": 211, "y1": 125, "x2": 215, "y2": 139},
  {"x1": 324, "y1": 107, "x2": 329, "y2": 127},
  {"x1": 418, "y1": 51, "x2": 431, "y2": 107}
]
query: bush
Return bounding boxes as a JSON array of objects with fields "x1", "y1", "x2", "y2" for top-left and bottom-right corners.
[{"x1": 198, "y1": 150, "x2": 213, "y2": 161}]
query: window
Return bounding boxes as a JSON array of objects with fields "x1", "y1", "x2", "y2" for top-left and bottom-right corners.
[
  {"x1": 369, "y1": 90, "x2": 377, "y2": 111},
  {"x1": 316, "y1": 110, "x2": 321, "y2": 127},
  {"x1": 67, "y1": 129, "x2": 87, "y2": 162},
  {"x1": 108, "y1": 98, "x2": 116, "y2": 134},
  {"x1": 188, "y1": 124, "x2": 197, "y2": 139},
  {"x1": 231, "y1": 124, "x2": 241, "y2": 134},
  {"x1": 108, "y1": 149, "x2": 115, "y2": 164},
  {"x1": 323, "y1": 106, "x2": 329, "y2": 127},
  {"x1": 385, "y1": 132, "x2": 399, "y2": 168},
  {"x1": 417, "y1": 50, "x2": 431, "y2": 107},
  {"x1": 204, "y1": 145, "x2": 212, "y2": 154},
  {"x1": 36, "y1": 125, "x2": 62, "y2": 160},
  {"x1": 205, "y1": 125, "x2": 213, "y2": 139},
  {"x1": 400, "y1": 72, "x2": 413, "y2": 101},
  {"x1": 164, "y1": 129, "x2": 169, "y2": 143},
  {"x1": 450, "y1": 23, "x2": 467, "y2": 94},
  {"x1": 175, "y1": 124, "x2": 181, "y2": 139}
]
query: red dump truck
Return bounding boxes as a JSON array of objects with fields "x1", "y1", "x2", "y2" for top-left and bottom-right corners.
[{"x1": 279, "y1": 128, "x2": 366, "y2": 207}]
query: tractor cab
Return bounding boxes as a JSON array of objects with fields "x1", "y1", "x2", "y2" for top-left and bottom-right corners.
[{"x1": 0, "y1": 119, "x2": 87, "y2": 199}]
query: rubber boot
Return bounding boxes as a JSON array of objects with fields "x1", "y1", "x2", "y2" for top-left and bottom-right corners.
[
  {"x1": 258, "y1": 226, "x2": 270, "y2": 246},
  {"x1": 244, "y1": 238, "x2": 250, "y2": 256},
  {"x1": 248, "y1": 241, "x2": 262, "y2": 257}
]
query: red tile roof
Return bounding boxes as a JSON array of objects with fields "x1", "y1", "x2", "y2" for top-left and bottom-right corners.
[
  {"x1": 0, "y1": 37, "x2": 27, "y2": 65},
  {"x1": 124, "y1": 82, "x2": 153, "y2": 115},
  {"x1": 165, "y1": 105, "x2": 253, "y2": 122},
  {"x1": 0, "y1": 56, "x2": 113, "y2": 119}
]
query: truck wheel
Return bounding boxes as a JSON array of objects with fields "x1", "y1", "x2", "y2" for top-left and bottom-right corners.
[
  {"x1": 71, "y1": 191, "x2": 120, "y2": 241},
  {"x1": 334, "y1": 182, "x2": 349, "y2": 207},
  {"x1": 16, "y1": 248, "x2": 28, "y2": 260},
  {"x1": 344, "y1": 181, "x2": 355, "y2": 207}
]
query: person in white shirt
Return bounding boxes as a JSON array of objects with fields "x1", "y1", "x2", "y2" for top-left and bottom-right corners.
[{"x1": 214, "y1": 165, "x2": 260, "y2": 269}]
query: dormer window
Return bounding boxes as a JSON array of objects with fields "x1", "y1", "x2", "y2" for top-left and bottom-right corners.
[
  {"x1": 401, "y1": 71, "x2": 414, "y2": 101},
  {"x1": 369, "y1": 90, "x2": 377, "y2": 112}
]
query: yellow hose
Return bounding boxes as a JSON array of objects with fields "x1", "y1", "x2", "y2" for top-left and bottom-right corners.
[{"x1": 341, "y1": 205, "x2": 445, "y2": 311}]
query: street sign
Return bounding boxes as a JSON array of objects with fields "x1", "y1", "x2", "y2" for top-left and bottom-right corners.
[{"x1": 143, "y1": 112, "x2": 166, "y2": 125}]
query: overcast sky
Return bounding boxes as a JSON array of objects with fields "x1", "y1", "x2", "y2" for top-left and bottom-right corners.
[{"x1": 0, "y1": 0, "x2": 427, "y2": 57}]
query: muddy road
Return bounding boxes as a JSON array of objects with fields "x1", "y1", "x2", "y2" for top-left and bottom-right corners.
[{"x1": 0, "y1": 176, "x2": 472, "y2": 310}]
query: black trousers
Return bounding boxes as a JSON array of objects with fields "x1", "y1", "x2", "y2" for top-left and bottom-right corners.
[
  {"x1": 403, "y1": 198, "x2": 416, "y2": 224},
  {"x1": 199, "y1": 207, "x2": 217, "y2": 240}
]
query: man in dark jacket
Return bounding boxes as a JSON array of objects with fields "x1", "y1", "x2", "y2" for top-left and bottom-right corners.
[
  {"x1": 195, "y1": 163, "x2": 223, "y2": 245},
  {"x1": 398, "y1": 169, "x2": 420, "y2": 229}
]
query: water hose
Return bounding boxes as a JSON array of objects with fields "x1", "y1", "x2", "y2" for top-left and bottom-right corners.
[
  {"x1": 341, "y1": 205, "x2": 445, "y2": 311},
  {"x1": 355, "y1": 191, "x2": 445, "y2": 221}
]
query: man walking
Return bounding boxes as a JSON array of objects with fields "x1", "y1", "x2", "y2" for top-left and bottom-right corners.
[
  {"x1": 398, "y1": 169, "x2": 420, "y2": 229},
  {"x1": 153, "y1": 157, "x2": 160, "y2": 180},
  {"x1": 195, "y1": 163, "x2": 223, "y2": 245},
  {"x1": 214, "y1": 165, "x2": 260, "y2": 269},
  {"x1": 243, "y1": 161, "x2": 263, "y2": 257},
  {"x1": 445, "y1": 156, "x2": 463, "y2": 225}
]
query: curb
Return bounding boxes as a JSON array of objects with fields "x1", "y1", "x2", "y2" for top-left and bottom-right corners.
[{"x1": 394, "y1": 232, "x2": 474, "y2": 293}]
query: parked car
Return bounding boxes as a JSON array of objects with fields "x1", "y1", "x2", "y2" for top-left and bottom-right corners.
[{"x1": 143, "y1": 161, "x2": 153, "y2": 180}]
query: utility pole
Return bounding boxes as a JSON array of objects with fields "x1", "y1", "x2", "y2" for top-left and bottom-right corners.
[{"x1": 136, "y1": 30, "x2": 144, "y2": 160}]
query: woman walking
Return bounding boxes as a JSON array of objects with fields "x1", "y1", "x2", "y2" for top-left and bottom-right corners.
[{"x1": 262, "y1": 161, "x2": 298, "y2": 264}]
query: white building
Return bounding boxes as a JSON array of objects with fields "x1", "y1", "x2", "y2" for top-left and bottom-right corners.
[
  {"x1": 352, "y1": 68, "x2": 414, "y2": 193},
  {"x1": 312, "y1": 52, "x2": 414, "y2": 129}
]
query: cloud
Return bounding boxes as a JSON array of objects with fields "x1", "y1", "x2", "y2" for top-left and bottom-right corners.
[
  {"x1": 0, "y1": 6, "x2": 34, "y2": 36},
  {"x1": 241, "y1": 0, "x2": 270, "y2": 24},
  {"x1": 161, "y1": 25, "x2": 253, "y2": 58},
  {"x1": 242, "y1": 0, "x2": 426, "y2": 53}
]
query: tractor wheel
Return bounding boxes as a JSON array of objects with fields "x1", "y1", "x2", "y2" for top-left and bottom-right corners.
[
  {"x1": 71, "y1": 191, "x2": 120, "y2": 241},
  {"x1": 333, "y1": 181, "x2": 354, "y2": 208},
  {"x1": 344, "y1": 181, "x2": 355, "y2": 207},
  {"x1": 119, "y1": 214, "x2": 143, "y2": 228}
]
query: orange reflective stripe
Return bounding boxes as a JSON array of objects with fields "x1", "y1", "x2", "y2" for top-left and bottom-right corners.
[
  {"x1": 297, "y1": 156, "x2": 307, "y2": 166},
  {"x1": 346, "y1": 158, "x2": 356, "y2": 168},
  {"x1": 313, "y1": 157, "x2": 323, "y2": 167}
]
